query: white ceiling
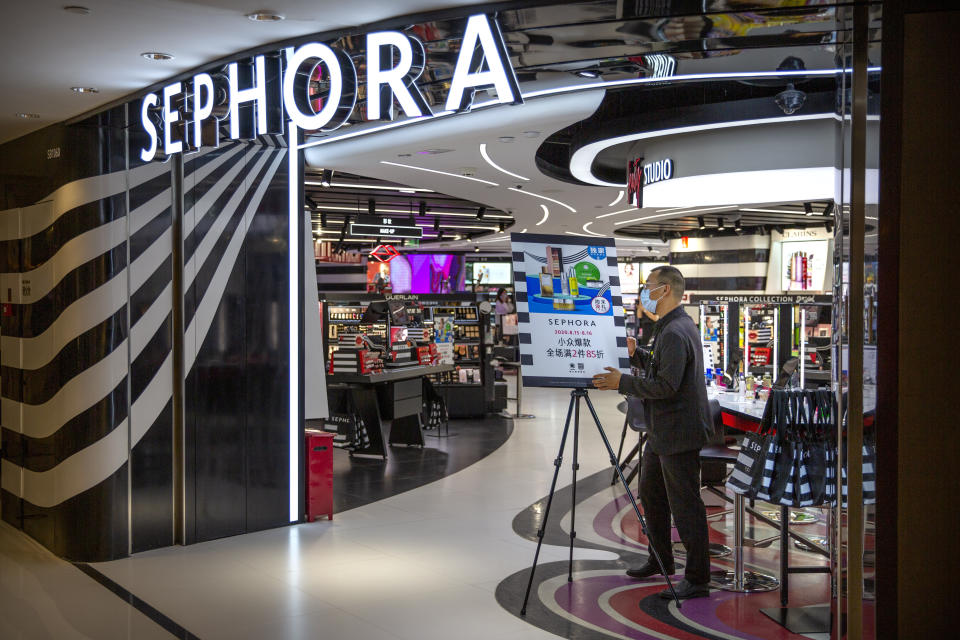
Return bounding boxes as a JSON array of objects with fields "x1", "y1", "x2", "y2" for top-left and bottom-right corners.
[
  {"x1": 0, "y1": 0, "x2": 490, "y2": 144},
  {"x1": 303, "y1": 88, "x2": 671, "y2": 258}
]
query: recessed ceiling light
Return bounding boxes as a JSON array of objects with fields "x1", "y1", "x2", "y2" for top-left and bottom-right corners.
[
  {"x1": 246, "y1": 11, "x2": 285, "y2": 22},
  {"x1": 497, "y1": 136, "x2": 515, "y2": 143},
  {"x1": 71, "y1": 87, "x2": 99, "y2": 94},
  {"x1": 416, "y1": 148, "x2": 453, "y2": 155},
  {"x1": 16, "y1": 113, "x2": 40, "y2": 119},
  {"x1": 63, "y1": 6, "x2": 91, "y2": 15},
  {"x1": 522, "y1": 131, "x2": 540, "y2": 138},
  {"x1": 141, "y1": 52, "x2": 174, "y2": 61},
  {"x1": 576, "y1": 69, "x2": 602, "y2": 78}
]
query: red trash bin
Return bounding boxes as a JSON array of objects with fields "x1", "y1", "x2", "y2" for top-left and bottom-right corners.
[{"x1": 305, "y1": 430, "x2": 334, "y2": 521}]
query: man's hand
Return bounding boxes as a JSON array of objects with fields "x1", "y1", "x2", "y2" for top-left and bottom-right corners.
[
  {"x1": 592, "y1": 367, "x2": 622, "y2": 391},
  {"x1": 627, "y1": 336, "x2": 637, "y2": 357}
]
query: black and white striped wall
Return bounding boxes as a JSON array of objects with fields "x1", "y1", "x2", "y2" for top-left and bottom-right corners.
[
  {"x1": 316, "y1": 261, "x2": 368, "y2": 293},
  {"x1": 668, "y1": 235, "x2": 771, "y2": 293},
  {"x1": 1, "y1": 104, "x2": 297, "y2": 560}
]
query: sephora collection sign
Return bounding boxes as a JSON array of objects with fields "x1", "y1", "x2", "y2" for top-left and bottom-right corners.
[{"x1": 510, "y1": 233, "x2": 630, "y2": 388}]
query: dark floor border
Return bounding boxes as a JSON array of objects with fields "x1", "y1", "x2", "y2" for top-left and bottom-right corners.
[{"x1": 73, "y1": 562, "x2": 203, "y2": 640}]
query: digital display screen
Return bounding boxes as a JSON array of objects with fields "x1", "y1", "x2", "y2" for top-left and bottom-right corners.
[
  {"x1": 468, "y1": 261, "x2": 512, "y2": 285},
  {"x1": 617, "y1": 262, "x2": 659, "y2": 294},
  {"x1": 388, "y1": 254, "x2": 465, "y2": 293}
]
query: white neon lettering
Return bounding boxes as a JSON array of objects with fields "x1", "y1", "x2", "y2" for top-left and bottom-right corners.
[
  {"x1": 228, "y1": 55, "x2": 268, "y2": 139},
  {"x1": 366, "y1": 31, "x2": 430, "y2": 120},
  {"x1": 140, "y1": 93, "x2": 159, "y2": 162},
  {"x1": 162, "y1": 83, "x2": 183, "y2": 155},
  {"x1": 445, "y1": 14, "x2": 520, "y2": 112},
  {"x1": 282, "y1": 43, "x2": 352, "y2": 131},
  {"x1": 192, "y1": 73, "x2": 215, "y2": 149}
]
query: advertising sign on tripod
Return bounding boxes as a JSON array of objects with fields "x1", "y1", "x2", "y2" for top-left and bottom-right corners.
[{"x1": 510, "y1": 233, "x2": 630, "y2": 388}]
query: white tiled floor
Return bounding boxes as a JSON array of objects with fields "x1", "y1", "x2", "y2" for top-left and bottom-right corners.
[{"x1": 1, "y1": 386, "x2": 628, "y2": 640}]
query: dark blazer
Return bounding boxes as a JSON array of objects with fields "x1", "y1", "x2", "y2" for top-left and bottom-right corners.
[{"x1": 618, "y1": 306, "x2": 712, "y2": 455}]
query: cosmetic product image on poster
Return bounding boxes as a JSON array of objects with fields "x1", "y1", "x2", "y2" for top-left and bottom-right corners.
[{"x1": 510, "y1": 233, "x2": 629, "y2": 388}]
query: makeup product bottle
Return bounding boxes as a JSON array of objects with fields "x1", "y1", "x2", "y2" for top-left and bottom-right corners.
[
  {"x1": 567, "y1": 268, "x2": 579, "y2": 297},
  {"x1": 539, "y1": 267, "x2": 554, "y2": 296}
]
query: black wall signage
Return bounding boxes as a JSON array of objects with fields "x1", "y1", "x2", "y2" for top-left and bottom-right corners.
[
  {"x1": 350, "y1": 215, "x2": 422, "y2": 239},
  {"x1": 690, "y1": 294, "x2": 832, "y2": 304}
]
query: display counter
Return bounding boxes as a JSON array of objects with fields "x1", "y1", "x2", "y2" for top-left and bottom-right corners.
[
  {"x1": 708, "y1": 385, "x2": 877, "y2": 432},
  {"x1": 326, "y1": 364, "x2": 453, "y2": 458}
]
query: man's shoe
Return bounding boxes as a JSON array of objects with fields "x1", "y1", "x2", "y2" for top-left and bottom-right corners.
[
  {"x1": 659, "y1": 579, "x2": 710, "y2": 600},
  {"x1": 625, "y1": 562, "x2": 674, "y2": 579}
]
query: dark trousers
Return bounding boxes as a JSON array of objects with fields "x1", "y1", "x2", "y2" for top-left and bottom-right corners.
[{"x1": 639, "y1": 445, "x2": 710, "y2": 585}]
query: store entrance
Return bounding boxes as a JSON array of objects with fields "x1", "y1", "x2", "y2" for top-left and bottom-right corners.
[{"x1": 294, "y1": 3, "x2": 880, "y2": 639}]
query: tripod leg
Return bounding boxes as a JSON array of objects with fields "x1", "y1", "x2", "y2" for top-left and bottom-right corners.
[
  {"x1": 612, "y1": 414, "x2": 629, "y2": 485},
  {"x1": 581, "y1": 392, "x2": 683, "y2": 609},
  {"x1": 569, "y1": 392, "x2": 581, "y2": 582},
  {"x1": 520, "y1": 391, "x2": 576, "y2": 616}
]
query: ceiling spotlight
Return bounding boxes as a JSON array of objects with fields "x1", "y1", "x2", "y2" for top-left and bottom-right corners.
[
  {"x1": 418, "y1": 200, "x2": 427, "y2": 216},
  {"x1": 320, "y1": 169, "x2": 333, "y2": 187},
  {"x1": 717, "y1": 217, "x2": 725, "y2": 231},
  {"x1": 658, "y1": 230, "x2": 668, "y2": 243},
  {"x1": 368, "y1": 198, "x2": 376, "y2": 215},
  {"x1": 824, "y1": 221, "x2": 834, "y2": 233},
  {"x1": 71, "y1": 87, "x2": 99, "y2": 94},
  {"x1": 437, "y1": 229, "x2": 444, "y2": 240},
  {"x1": 16, "y1": 113, "x2": 40, "y2": 119},
  {"x1": 757, "y1": 226, "x2": 767, "y2": 236},
  {"x1": 823, "y1": 202, "x2": 835, "y2": 216},
  {"x1": 141, "y1": 52, "x2": 174, "y2": 61},
  {"x1": 734, "y1": 218, "x2": 742, "y2": 232},
  {"x1": 433, "y1": 218, "x2": 440, "y2": 232},
  {"x1": 773, "y1": 225, "x2": 785, "y2": 234},
  {"x1": 697, "y1": 216, "x2": 706, "y2": 230},
  {"x1": 246, "y1": 11, "x2": 284, "y2": 21},
  {"x1": 320, "y1": 211, "x2": 328, "y2": 227},
  {"x1": 476, "y1": 206, "x2": 486, "y2": 220},
  {"x1": 474, "y1": 245, "x2": 480, "y2": 253},
  {"x1": 803, "y1": 202, "x2": 814, "y2": 216},
  {"x1": 498, "y1": 222, "x2": 506, "y2": 232}
]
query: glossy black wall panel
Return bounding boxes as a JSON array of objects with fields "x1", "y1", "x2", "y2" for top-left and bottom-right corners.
[
  {"x1": 0, "y1": 108, "x2": 130, "y2": 562},
  {"x1": 188, "y1": 265, "x2": 248, "y2": 542},
  {"x1": 131, "y1": 401, "x2": 174, "y2": 553},
  {"x1": 184, "y1": 144, "x2": 291, "y2": 542},
  {"x1": 243, "y1": 151, "x2": 290, "y2": 532},
  {"x1": 19, "y1": 464, "x2": 129, "y2": 562}
]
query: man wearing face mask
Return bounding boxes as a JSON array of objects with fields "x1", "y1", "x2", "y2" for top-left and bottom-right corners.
[{"x1": 592, "y1": 266, "x2": 713, "y2": 600}]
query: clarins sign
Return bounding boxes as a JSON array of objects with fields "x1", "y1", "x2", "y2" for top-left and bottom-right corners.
[{"x1": 139, "y1": 14, "x2": 521, "y2": 162}]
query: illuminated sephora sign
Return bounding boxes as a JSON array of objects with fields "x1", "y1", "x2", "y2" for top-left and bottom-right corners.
[{"x1": 139, "y1": 14, "x2": 521, "y2": 162}]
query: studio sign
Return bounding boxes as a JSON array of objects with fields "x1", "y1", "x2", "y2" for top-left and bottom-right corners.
[
  {"x1": 626, "y1": 157, "x2": 674, "y2": 207},
  {"x1": 139, "y1": 13, "x2": 522, "y2": 162}
]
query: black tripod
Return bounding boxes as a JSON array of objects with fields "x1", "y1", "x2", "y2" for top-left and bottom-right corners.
[{"x1": 520, "y1": 388, "x2": 681, "y2": 615}]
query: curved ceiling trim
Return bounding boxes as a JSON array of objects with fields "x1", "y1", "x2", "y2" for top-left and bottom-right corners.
[
  {"x1": 627, "y1": 166, "x2": 878, "y2": 209},
  {"x1": 570, "y1": 113, "x2": 836, "y2": 187},
  {"x1": 299, "y1": 67, "x2": 878, "y2": 153}
]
